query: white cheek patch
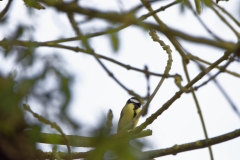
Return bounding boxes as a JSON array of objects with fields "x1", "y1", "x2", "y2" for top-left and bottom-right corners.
[{"x1": 130, "y1": 98, "x2": 140, "y2": 103}]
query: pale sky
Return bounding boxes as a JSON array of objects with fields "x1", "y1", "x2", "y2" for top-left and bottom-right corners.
[{"x1": 0, "y1": 0, "x2": 239, "y2": 160}]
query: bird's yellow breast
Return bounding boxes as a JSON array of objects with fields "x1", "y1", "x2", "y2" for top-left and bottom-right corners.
[{"x1": 117, "y1": 103, "x2": 141, "y2": 132}]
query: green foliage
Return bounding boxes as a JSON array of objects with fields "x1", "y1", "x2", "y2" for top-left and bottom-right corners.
[
  {"x1": 0, "y1": 19, "x2": 75, "y2": 159},
  {"x1": 195, "y1": 0, "x2": 201, "y2": 14},
  {"x1": 0, "y1": 74, "x2": 38, "y2": 159},
  {"x1": 110, "y1": 32, "x2": 119, "y2": 52}
]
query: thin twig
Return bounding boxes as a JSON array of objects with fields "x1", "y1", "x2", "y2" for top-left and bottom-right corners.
[
  {"x1": 0, "y1": 0, "x2": 13, "y2": 19},
  {"x1": 142, "y1": 29, "x2": 173, "y2": 116},
  {"x1": 195, "y1": 61, "x2": 240, "y2": 118},
  {"x1": 210, "y1": 5, "x2": 240, "y2": 39},
  {"x1": 214, "y1": 2, "x2": 240, "y2": 27},
  {"x1": 212, "y1": 77, "x2": 240, "y2": 118},
  {"x1": 191, "y1": 55, "x2": 235, "y2": 91},
  {"x1": 67, "y1": 12, "x2": 83, "y2": 37},
  {"x1": 95, "y1": 56, "x2": 142, "y2": 98},
  {"x1": 187, "y1": 53, "x2": 240, "y2": 78},
  {"x1": 182, "y1": 55, "x2": 214, "y2": 160},
  {"x1": 105, "y1": 109, "x2": 113, "y2": 136},
  {"x1": 186, "y1": 0, "x2": 223, "y2": 41},
  {"x1": 144, "y1": 65, "x2": 151, "y2": 100}
]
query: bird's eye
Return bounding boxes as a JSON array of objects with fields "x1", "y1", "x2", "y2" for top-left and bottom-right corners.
[{"x1": 130, "y1": 99, "x2": 139, "y2": 104}]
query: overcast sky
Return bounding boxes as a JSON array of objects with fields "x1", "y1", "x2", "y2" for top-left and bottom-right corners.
[{"x1": 0, "y1": 0, "x2": 240, "y2": 160}]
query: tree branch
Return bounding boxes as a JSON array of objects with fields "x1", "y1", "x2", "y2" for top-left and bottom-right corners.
[
  {"x1": 27, "y1": 130, "x2": 152, "y2": 147},
  {"x1": 35, "y1": 128, "x2": 240, "y2": 159},
  {"x1": 144, "y1": 128, "x2": 240, "y2": 159},
  {"x1": 0, "y1": 0, "x2": 13, "y2": 19}
]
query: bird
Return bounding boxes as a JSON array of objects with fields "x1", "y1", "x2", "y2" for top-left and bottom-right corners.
[{"x1": 117, "y1": 97, "x2": 143, "y2": 133}]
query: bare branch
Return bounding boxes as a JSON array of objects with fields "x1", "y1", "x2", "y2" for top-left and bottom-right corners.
[{"x1": 144, "y1": 128, "x2": 240, "y2": 159}]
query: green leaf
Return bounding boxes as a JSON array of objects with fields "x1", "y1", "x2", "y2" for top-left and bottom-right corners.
[
  {"x1": 203, "y1": 0, "x2": 213, "y2": 6},
  {"x1": 110, "y1": 32, "x2": 119, "y2": 52},
  {"x1": 195, "y1": 0, "x2": 202, "y2": 14}
]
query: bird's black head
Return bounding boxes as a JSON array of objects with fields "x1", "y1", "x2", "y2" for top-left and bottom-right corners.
[{"x1": 127, "y1": 97, "x2": 142, "y2": 109}]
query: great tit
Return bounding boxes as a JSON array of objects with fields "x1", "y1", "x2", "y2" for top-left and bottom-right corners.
[{"x1": 117, "y1": 97, "x2": 142, "y2": 133}]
